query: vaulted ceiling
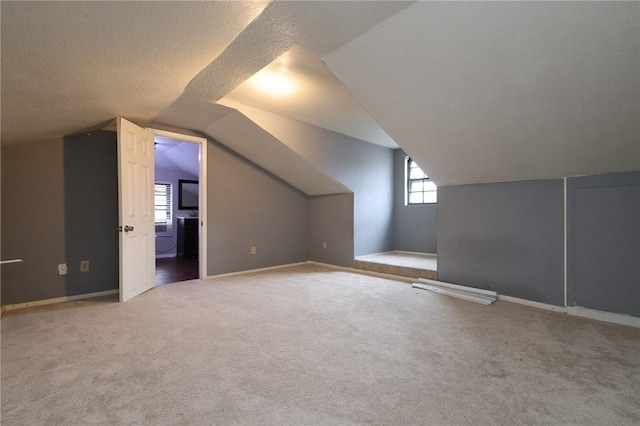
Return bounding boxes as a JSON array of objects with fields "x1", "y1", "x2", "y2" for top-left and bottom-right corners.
[
  {"x1": 323, "y1": 2, "x2": 640, "y2": 185},
  {"x1": 2, "y1": 1, "x2": 638, "y2": 187},
  {"x1": 154, "y1": 137, "x2": 200, "y2": 178}
]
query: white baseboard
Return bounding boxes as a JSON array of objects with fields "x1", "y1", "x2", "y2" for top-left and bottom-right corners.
[
  {"x1": 393, "y1": 250, "x2": 437, "y2": 257},
  {"x1": 498, "y1": 294, "x2": 567, "y2": 313},
  {"x1": 499, "y1": 295, "x2": 639, "y2": 328},
  {"x1": 206, "y1": 262, "x2": 309, "y2": 279},
  {"x1": 1, "y1": 289, "x2": 119, "y2": 314},
  {"x1": 567, "y1": 306, "x2": 640, "y2": 328}
]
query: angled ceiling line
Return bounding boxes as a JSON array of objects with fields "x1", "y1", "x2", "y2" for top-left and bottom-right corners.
[{"x1": 219, "y1": 45, "x2": 398, "y2": 149}]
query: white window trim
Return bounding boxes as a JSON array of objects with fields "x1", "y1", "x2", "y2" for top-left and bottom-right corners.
[
  {"x1": 154, "y1": 181, "x2": 173, "y2": 236},
  {"x1": 405, "y1": 156, "x2": 437, "y2": 205}
]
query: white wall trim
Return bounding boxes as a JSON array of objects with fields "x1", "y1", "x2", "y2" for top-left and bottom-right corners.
[
  {"x1": 1, "y1": 289, "x2": 119, "y2": 314},
  {"x1": 392, "y1": 250, "x2": 437, "y2": 257},
  {"x1": 498, "y1": 294, "x2": 567, "y2": 313},
  {"x1": 563, "y1": 176, "x2": 568, "y2": 307},
  {"x1": 147, "y1": 127, "x2": 208, "y2": 280},
  {"x1": 567, "y1": 306, "x2": 640, "y2": 328},
  {"x1": 206, "y1": 262, "x2": 309, "y2": 279},
  {"x1": 499, "y1": 295, "x2": 639, "y2": 328},
  {"x1": 199, "y1": 139, "x2": 208, "y2": 280},
  {"x1": 148, "y1": 129, "x2": 208, "y2": 144}
]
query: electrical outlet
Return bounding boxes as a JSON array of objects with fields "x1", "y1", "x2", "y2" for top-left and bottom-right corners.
[
  {"x1": 80, "y1": 260, "x2": 90, "y2": 272},
  {"x1": 58, "y1": 263, "x2": 67, "y2": 276},
  {"x1": 250, "y1": 246, "x2": 257, "y2": 255},
  {"x1": 322, "y1": 241, "x2": 328, "y2": 250}
]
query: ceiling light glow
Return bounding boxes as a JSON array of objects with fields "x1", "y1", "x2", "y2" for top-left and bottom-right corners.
[{"x1": 252, "y1": 71, "x2": 296, "y2": 95}]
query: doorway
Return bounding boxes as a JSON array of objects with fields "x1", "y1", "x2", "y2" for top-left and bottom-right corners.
[{"x1": 149, "y1": 128, "x2": 208, "y2": 285}]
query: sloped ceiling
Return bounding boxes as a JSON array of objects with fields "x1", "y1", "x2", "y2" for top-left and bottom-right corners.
[
  {"x1": 323, "y1": 1, "x2": 640, "y2": 185},
  {"x1": 0, "y1": 1, "x2": 270, "y2": 144},
  {"x1": 177, "y1": 1, "x2": 414, "y2": 105},
  {"x1": 2, "y1": 1, "x2": 638, "y2": 188},
  {"x1": 203, "y1": 108, "x2": 351, "y2": 196},
  {"x1": 155, "y1": 100, "x2": 350, "y2": 196},
  {"x1": 221, "y1": 45, "x2": 396, "y2": 148},
  {"x1": 154, "y1": 137, "x2": 200, "y2": 178}
]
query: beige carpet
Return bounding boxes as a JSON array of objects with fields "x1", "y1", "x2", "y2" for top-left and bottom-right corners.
[
  {"x1": 2, "y1": 264, "x2": 639, "y2": 425},
  {"x1": 355, "y1": 252, "x2": 438, "y2": 271},
  {"x1": 354, "y1": 251, "x2": 438, "y2": 280}
]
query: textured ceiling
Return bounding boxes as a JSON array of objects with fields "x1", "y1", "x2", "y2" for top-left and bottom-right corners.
[
  {"x1": 323, "y1": 1, "x2": 640, "y2": 185},
  {"x1": 178, "y1": 1, "x2": 414, "y2": 105},
  {"x1": 2, "y1": 1, "x2": 637, "y2": 188},
  {"x1": 1, "y1": 1, "x2": 269, "y2": 144}
]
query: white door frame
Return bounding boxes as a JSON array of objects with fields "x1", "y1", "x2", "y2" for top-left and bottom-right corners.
[{"x1": 147, "y1": 128, "x2": 208, "y2": 280}]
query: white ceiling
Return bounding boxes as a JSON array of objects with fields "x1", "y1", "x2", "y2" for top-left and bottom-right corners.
[
  {"x1": 2, "y1": 1, "x2": 638, "y2": 187},
  {"x1": 221, "y1": 45, "x2": 397, "y2": 148},
  {"x1": 154, "y1": 137, "x2": 200, "y2": 178},
  {"x1": 155, "y1": 100, "x2": 351, "y2": 196},
  {"x1": 0, "y1": 1, "x2": 270, "y2": 143},
  {"x1": 323, "y1": 2, "x2": 640, "y2": 185},
  {"x1": 204, "y1": 108, "x2": 351, "y2": 196},
  {"x1": 178, "y1": 1, "x2": 413, "y2": 105}
]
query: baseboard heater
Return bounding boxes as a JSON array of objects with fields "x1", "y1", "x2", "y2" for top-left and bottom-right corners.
[{"x1": 412, "y1": 277, "x2": 498, "y2": 305}]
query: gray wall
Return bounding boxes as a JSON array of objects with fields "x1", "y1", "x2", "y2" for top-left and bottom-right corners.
[
  {"x1": 567, "y1": 171, "x2": 640, "y2": 317},
  {"x1": 2, "y1": 131, "x2": 315, "y2": 303},
  {"x1": 308, "y1": 193, "x2": 354, "y2": 267},
  {"x1": 438, "y1": 180, "x2": 564, "y2": 305},
  {"x1": 155, "y1": 167, "x2": 199, "y2": 258},
  {"x1": 4, "y1": 126, "x2": 637, "y2": 316},
  {"x1": 278, "y1": 121, "x2": 394, "y2": 257},
  {"x1": 0, "y1": 148, "x2": 1, "y2": 306},
  {"x1": 2, "y1": 138, "x2": 68, "y2": 304},
  {"x1": 63, "y1": 132, "x2": 119, "y2": 297},
  {"x1": 2, "y1": 132, "x2": 120, "y2": 305},
  {"x1": 207, "y1": 141, "x2": 309, "y2": 275},
  {"x1": 393, "y1": 149, "x2": 437, "y2": 253}
]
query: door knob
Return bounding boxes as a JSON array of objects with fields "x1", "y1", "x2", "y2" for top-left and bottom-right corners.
[{"x1": 124, "y1": 225, "x2": 135, "y2": 232}]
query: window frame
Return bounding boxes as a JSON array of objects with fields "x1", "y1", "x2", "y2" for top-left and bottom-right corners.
[
  {"x1": 154, "y1": 182, "x2": 173, "y2": 235},
  {"x1": 405, "y1": 157, "x2": 437, "y2": 205}
]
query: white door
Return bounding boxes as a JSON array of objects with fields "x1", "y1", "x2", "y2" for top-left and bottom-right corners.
[{"x1": 118, "y1": 117, "x2": 155, "y2": 302}]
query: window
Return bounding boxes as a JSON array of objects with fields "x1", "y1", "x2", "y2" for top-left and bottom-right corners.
[
  {"x1": 406, "y1": 157, "x2": 437, "y2": 204},
  {"x1": 154, "y1": 182, "x2": 172, "y2": 234}
]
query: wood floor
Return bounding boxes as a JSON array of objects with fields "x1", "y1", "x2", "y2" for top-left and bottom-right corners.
[{"x1": 155, "y1": 256, "x2": 199, "y2": 285}]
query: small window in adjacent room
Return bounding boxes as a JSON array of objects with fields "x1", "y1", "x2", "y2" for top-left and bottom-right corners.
[
  {"x1": 406, "y1": 157, "x2": 437, "y2": 204},
  {"x1": 154, "y1": 182, "x2": 172, "y2": 234}
]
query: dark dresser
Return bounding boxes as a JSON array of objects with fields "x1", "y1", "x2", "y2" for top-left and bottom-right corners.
[{"x1": 177, "y1": 217, "x2": 199, "y2": 259}]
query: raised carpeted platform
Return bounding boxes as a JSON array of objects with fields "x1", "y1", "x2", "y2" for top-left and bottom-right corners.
[{"x1": 353, "y1": 251, "x2": 437, "y2": 280}]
